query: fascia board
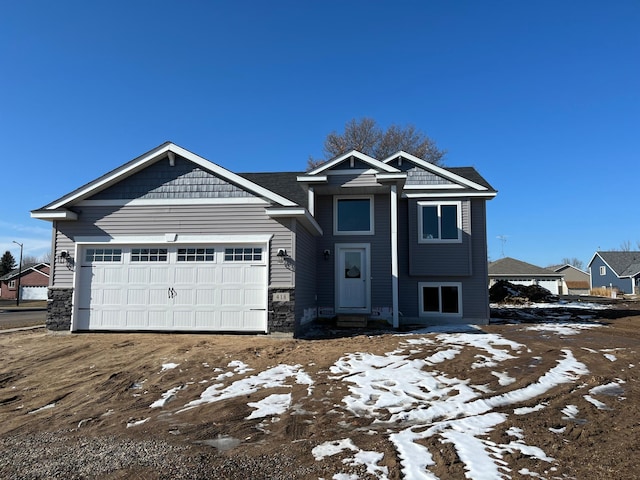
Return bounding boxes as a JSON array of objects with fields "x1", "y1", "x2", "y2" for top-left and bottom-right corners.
[
  {"x1": 384, "y1": 151, "x2": 488, "y2": 191},
  {"x1": 74, "y1": 234, "x2": 274, "y2": 244},
  {"x1": 45, "y1": 143, "x2": 297, "y2": 211},
  {"x1": 265, "y1": 207, "x2": 323, "y2": 236},
  {"x1": 30, "y1": 210, "x2": 78, "y2": 220},
  {"x1": 404, "y1": 183, "x2": 464, "y2": 190},
  {"x1": 403, "y1": 191, "x2": 497, "y2": 199},
  {"x1": 297, "y1": 175, "x2": 328, "y2": 183},
  {"x1": 376, "y1": 173, "x2": 407, "y2": 181}
]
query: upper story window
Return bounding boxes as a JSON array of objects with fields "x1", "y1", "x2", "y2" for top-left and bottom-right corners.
[
  {"x1": 418, "y1": 201, "x2": 462, "y2": 243},
  {"x1": 334, "y1": 196, "x2": 374, "y2": 235},
  {"x1": 8, "y1": 280, "x2": 16, "y2": 289},
  {"x1": 599, "y1": 266, "x2": 606, "y2": 275}
]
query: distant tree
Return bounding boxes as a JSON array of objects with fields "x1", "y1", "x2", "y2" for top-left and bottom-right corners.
[
  {"x1": 308, "y1": 117, "x2": 446, "y2": 169},
  {"x1": 619, "y1": 240, "x2": 632, "y2": 251},
  {"x1": 0, "y1": 251, "x2": 16, "y2": 277},
  {"x1": 21, "y1": 255, "x2": 39, "y2": 266},
  {"x1": 561, "y1": 257, "x2": 584, "y2": 270}
]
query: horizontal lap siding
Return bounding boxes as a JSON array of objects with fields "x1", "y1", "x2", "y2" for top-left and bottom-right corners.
[
  {"x1": 51, "y1": 204, "x2": 293, "y2": 288},
  {"x1": 293, "y1": 221, "x2": 317, "y2": 319},
  {"x1": 315, "y1": 194, "x2": 392, "y2": 309},
  {"x1": 408, "y1": 199, "x2": 472, "y2": 276}
]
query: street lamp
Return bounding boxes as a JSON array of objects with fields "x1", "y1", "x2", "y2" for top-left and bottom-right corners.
[{"x1": 12, "y1": 241, "x2": 23, "y2": 307}]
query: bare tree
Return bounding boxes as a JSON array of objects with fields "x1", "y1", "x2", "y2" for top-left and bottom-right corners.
[
  {"x1": 619, "y1": 240, "x2": 632, "y2": 251},
  {"x1": 561, "y1": 257, "x2": 584, "y2": 270},
  {"x1": 309, "y1": 118, "x2": 445, "y2": 169}
]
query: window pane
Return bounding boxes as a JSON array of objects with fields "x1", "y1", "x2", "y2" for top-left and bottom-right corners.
[
  {"x1": 422, "y1": 206, "x2": 439, "y2": 239},
  {"x1": 441, "y1": 205, "x2": 458, "y2": 240},
  {"x1": 422, "y1": 287, "x2": 440, "y2": 312},
  {"x1": 337, "y1": 199, "x2": 370, "y2": 232},
  {"x1": 441, "y1": 286, "x2": 459, "y2": 313},
  {"x1": 344, "y1": 252, "x2": 361, "y2": 279}
]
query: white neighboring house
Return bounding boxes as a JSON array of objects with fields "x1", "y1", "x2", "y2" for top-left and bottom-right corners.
[{"x1": 488, "y1": 257, "x2": 562, "y2": 295}]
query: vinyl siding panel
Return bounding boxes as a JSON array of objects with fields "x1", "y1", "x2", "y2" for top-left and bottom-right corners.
[
  {"x1": 51, "y1": 204, "x2": 294, "y2": 288},
  {"x1": 293, "y1": 219, "x2": 317, "y2": 320},
  {"x1": 314, "y1": 193, "x2": 392, "y2": 311},
  {"x1": 398, "y1": 198, "x2": 490, "y2": 322},
  {"x1": 408, "y1": 198, "x2": 472, "y2": 276}
]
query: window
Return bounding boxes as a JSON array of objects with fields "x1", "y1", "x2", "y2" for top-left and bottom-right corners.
[
  {"x1": 177, "y1": 248, "x2": 215, "y2": 262},
  {"x1": 418, "y1": 201, "x2": 462, "y2": 243},
  {"x1": 131, "y1": 248, "x2": 168, "y2": 262},
  {"x1": 85, "y1": 248, "x2": 122, "y2": 262},
  {"x1": 419, "y1": 282, "x2": 462, "y2": 316},
  {"x1": 224, "y1": 247, "x2": 262, "y2": 262},
  {"x1": 599, "y1": 266, "x2": 606, "y2": 276},
  {"x1": 8, "y1": 280, "x2": 16, "y2": 289},
  {"x1": 334, "y1": 196, "x2": 374, "y2": 235}
]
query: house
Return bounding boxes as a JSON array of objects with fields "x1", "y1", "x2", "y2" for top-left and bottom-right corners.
[
  {"x1": 548, "y1": 264, "x2": 590, "y2": 295},
  {"x1": 488, "y1": 257, "x2": 562, "y2": 295},
  {"x1": 588, "y1": 251, "x2": 640, "y2": 295},
  {"x1": 31, "y1": 142, "x2": 497, "y2": 334},
  {"x1": 0, "y1": 263, "x2": 50, "y2": 300}
]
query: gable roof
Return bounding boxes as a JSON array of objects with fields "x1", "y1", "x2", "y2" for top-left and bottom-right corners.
[
  {"x1": 32, "y1": 142, "x2": 298, "y2": 219},
  {"x1": 589, "y1": 251, "x2": 640, "y2": 278},
  {"x1": 306, "y1": 150, "x2": 400, "y2": 175},
  {"x1": 0, "y1": 263, "x2": 50, "y2": 281},
  {"x1": 488, "y1": 257, "x2": 561, "y2": 277},
  {"x1": 383, "y1": 151, "x2": 495, "y2": 193}
]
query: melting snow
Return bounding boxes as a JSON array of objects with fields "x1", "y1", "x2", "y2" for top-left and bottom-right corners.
[{"x1": 160, "y1": 363, "x2": 179, "y2": 372}]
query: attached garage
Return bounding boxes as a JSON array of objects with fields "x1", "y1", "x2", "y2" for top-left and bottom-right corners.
[{"x1": 73, "y1": 238, "x2": 270, "y2": 332}]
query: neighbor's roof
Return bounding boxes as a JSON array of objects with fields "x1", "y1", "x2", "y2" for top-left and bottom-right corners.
[
  {"x1": 592, "y1": 251, "x2": 640, "y2": 277},
  {"x1": 0, "y1": 263, "x2": 50, "y2": 281},
  {"x1": 488, "y1": 257, "x2": 561, "y2": 277}
]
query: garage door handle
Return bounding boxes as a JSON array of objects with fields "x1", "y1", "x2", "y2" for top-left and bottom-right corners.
[{"x1": 168, "y1": 287, "x2": 177, "y2": 299}]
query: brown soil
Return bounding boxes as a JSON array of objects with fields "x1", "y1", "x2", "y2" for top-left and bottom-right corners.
[{"x1": 1, "y1": 308, "x2": 639, "y2": 479}]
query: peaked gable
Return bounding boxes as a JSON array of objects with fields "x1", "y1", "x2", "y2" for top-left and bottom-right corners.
[
  {"x1": 384, "y1": 151, "x2": 494, "y2": 193},
  {"x1": 32, "y1": 143, "x2": 297, "y2": 219},
  {"x1": 306, "y1": 150, "x2": 400, "y2": 175},
  {"x1": 590, "y1": 251, "x2": 640, "y2": 277}
]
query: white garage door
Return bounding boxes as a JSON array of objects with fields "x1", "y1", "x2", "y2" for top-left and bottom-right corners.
[{"x1": 74, "y1": 244, "x2": 268, "y2": 332}]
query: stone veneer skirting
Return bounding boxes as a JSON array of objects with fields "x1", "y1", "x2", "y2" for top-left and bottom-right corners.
[
  {"x1": 46, "y1": 286, "x2": 297, "y2": 334},
  {"x1": 47, "y1": 287, "x2": 73, "y2": 331},
  {"x1": 268, "y1": 287, "x2": 295, "y2": 334}
]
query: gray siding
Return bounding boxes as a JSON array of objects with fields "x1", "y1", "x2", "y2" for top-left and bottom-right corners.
[
  {"x1": 89, "y1": 156, "x2": 254, "y2": 200},
  {"x1": 293, "y1": 219, "x2": 317, "y2": 320},
  {"x1": 590, "y1": 256, "x2": 634, "y2": 293},
  {"x1": 314, "y1": 193, "x2": 392, "y2": 311},
  {"x1": 327, "y1": 174, "x2": 383, "y2": 188},
  {"x1": 408, "y1": 198, "x2": 472, "y2": 276},
  {"x1": 51, "y1": 204, "x2": 294, "y2": 288},
  {"x1": 405, "y1": 167, "x2": 457, "y2": 186},
  {"x1": 398, "y1": 198, "x2": 490, "y2": 322}
]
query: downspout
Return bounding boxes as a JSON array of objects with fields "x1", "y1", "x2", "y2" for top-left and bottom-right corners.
[{"x1": 391, "y1": 184, "x2": 399, "y2": 329}]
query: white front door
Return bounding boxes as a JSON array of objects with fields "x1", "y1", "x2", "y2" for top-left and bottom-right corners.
[{"x1": 336, "y1": 244, "x2": 370, "y2": 313}]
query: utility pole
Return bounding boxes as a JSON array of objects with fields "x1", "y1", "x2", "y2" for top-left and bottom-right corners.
[{"x1": 12, "y1": 241, "x2": 23, "y2": 307}]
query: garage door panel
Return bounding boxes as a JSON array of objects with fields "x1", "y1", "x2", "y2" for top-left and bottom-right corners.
[{"x1": 76, "y1": 244, "x2": 267, "y2": 332}]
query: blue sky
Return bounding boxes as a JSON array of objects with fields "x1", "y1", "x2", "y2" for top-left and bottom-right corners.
[{"x1": 1, "y1": 1, "x2": 638, "y2": 269}]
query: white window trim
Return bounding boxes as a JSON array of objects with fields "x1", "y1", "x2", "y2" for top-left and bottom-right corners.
[
  {"x1": 417, "y1": 200, "x2": 462, "y2": 244},
  {"x1": 333, "y1": 195, "x2": 375, "y2": 236},
  {"x1": 8, "y1": 279, "x2": 16, "y2": 289},
  {"x1": 418, "y1": 282, "x2": 463, "y2": 318},
  {"x1": 599, "y1": 266, "x2": 606, "y2": 275}
]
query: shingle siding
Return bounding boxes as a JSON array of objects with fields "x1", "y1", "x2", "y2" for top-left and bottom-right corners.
[{"x1": 89, "y1": 156, "x2": 254, "y2": 200}]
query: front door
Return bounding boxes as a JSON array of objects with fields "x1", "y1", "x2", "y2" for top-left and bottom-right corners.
[{"x1": 336, "y1": 244, "x2": 370, "y2": 313}]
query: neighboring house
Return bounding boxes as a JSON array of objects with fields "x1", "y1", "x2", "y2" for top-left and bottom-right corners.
[
  {"x1": 488, "y1": 257, "x2": 562, "y2": 295},
  {"x1": 588, "y1": 251, "x2": 640, "y2": 294},
  {"x1": 548, "y1": 264, "x2": 591, "y2": 295},
  {"x1": 31, "y1": 142, "x2": 496, "y2": 334},
  {"x1": 0, "y1": 263, "x2": 50, "y2": 300}
]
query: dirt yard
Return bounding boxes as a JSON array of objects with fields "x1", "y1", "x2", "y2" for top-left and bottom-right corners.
[{"x1": 0, "y1": 302, "x2": 638, "y2": 479}]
